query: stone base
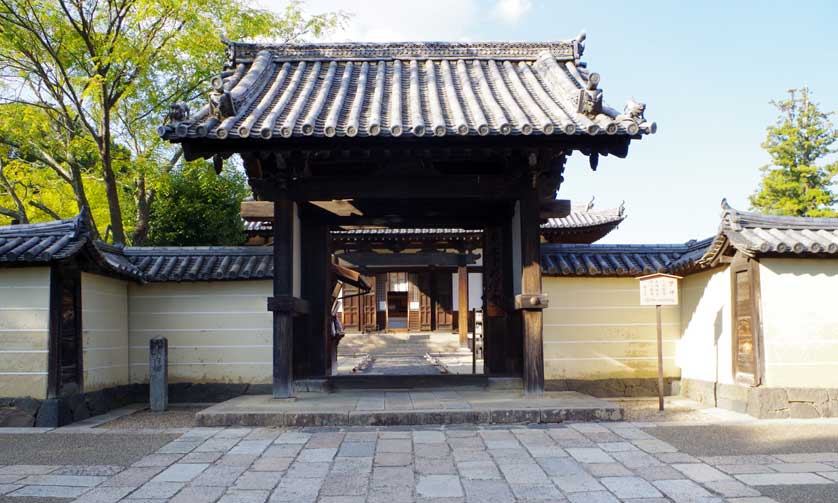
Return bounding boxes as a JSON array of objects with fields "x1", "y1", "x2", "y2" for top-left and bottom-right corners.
[
  {"x1": 680, "y1": 378, "x2": 838, "y2": 419},
  {"x1": 295, "y1": 379, "x2": 331, "y2": 393},
  {"x1": 195, "y1": 390, "x2": 623, "y2": 427},
  {"x1": 1, "y1": 383, "x2": 146, "y2": 428},
  {"x1": 545, "y1": 378, "x2": 679, "y2": 398}
]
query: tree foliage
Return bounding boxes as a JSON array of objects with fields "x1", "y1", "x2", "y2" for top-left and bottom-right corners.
[
  {"x1": 750, "y1": 87, "x2": 838, "y2": 217},
  {"x1": 147, "y1": 163, "x2": 248, "y2": 246},
  {"x1": 0, "y1": 0, "x2": 344, "y2": 243}
]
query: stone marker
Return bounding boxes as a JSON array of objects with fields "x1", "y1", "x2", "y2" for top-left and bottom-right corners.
[{"x1": 150, "y1": 337, "x2": 168, "y2": 412}]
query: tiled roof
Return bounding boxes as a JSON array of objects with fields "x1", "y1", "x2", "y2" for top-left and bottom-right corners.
[
  {"x1": 0, "y1": 216, "x2": 87, "y2": 263},
  {"x1": 244, "y1": 220, "x2": 270, "y2": 233},
  {"x1": 0, "y1": 216, "x2": 142, "y2": 279},
  {"x1": 159, "y1": 37, "x2": 655, "y2": 142},
  {"x1": 699, "y1": 200, "x2": 838, "y2": 265},
  {"x1": 541, "y1": 239, "x2": 713, "y2": 277},
  {"x1": 248, "y1": 201, "x2": 625, "y2": 244},
  {"x1": 541, "y1": 200, "x2": 625, "y2": 243},
  {"x1": 332, "y1": 227, "x2": 479, "y2": 241},
  {"x1": 542, "y1": 201, "x2": 624, "y2": 229},
  {"x1": 123, "y1": 247, "x2": 273, "y2": 282}
]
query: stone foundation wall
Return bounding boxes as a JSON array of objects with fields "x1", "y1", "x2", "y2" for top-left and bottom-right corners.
[
  {"x1": 546, "y1": 378, "x2": 679, "y2": 397},
  {"x1": 0, "y1": 384, "x2": 146, "y2": 428},
  {"x1": 0, "y1": 382, "x2": 315, "y2": 427},
  {"x1": 681, "y1": 378, "x2": 838, "y2": 418}
]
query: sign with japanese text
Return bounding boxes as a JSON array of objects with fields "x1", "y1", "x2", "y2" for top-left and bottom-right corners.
[{"x1": 638, "y1": 273, "x2": 681, "y2": 306}]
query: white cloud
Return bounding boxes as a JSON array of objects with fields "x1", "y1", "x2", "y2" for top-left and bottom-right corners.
[
  {"x1": 490, "y1": 0, "x2": 532, "y2": 24},
  {"x1": 260, "y1": 0, "x2": 481, "y2": 42}
]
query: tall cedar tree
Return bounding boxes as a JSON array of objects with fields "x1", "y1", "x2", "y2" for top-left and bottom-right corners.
[{"x1": 750, "y1": 87, "x2": 838, "y2": 217}]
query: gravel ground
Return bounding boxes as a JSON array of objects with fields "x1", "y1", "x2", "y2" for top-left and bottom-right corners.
[
  {"x1": 613, "y1": 397, "x2": 715, "y2": 422},
  {"x1": 646, "y1": 423, "x2": 838, "y2": 455},
  {"x1": 758, "y1": 484, "x2": 838, "y2": 503},
  {"x1": 0, "y1": 433, "x2": 177, "y2": 465},
  {"x1": 98, "y1": 405, "x2": 203, "y2": 429}
]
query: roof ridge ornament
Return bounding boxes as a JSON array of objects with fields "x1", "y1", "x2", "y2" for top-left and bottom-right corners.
[
  {"x1": 222, "y1": 39, "x2": 578, "y2": 63},
  {"x1": 720, "y1": 198, "x2": 743, "y2": 231}
]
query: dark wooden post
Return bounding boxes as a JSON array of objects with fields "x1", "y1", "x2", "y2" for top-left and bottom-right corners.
[
  {"x1": 458, "y1": 255, "x2": 469, "y2": 347},
  {"x1": 482, "y1": 216, "x2": 521, "y2": 376},
  {"x1": 517, "y1": 165, "x2": 546, "y2": 395},
  {"x1": 297, "y1": 221, "x2": 331, "y2": 378},
  {"x1": 271, "y1": 169, "x2": 295, "y2": 399}
]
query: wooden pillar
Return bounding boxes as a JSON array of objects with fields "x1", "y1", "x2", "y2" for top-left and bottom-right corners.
[
  {"x1": 518, "y1": 170, "x2": 546, "y2": 395},
  {"x1": 458, "y1": 256, "x2": 469, "y2": 347},
  {"x1": 482, "y1": 217, "x2": 520, "y2": 376},
  {"x1": 271, "y1": 177, "x2": 295, "y2": 399},
  {"x1": 296, "y1": 221, "x2": 330, "y2": 378}
]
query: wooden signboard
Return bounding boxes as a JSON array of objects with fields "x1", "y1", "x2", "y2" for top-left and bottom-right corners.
[
  {"x1": 636, "y1": 273, "x2": 682, "y2": 411},
  {"x1": 638, "y1": 273, "x2": 680, "y2": 306}
]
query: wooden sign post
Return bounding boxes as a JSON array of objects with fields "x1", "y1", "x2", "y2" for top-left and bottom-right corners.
[{"x1": 637, "y1": 273, "x2": 682, "y2": 412}]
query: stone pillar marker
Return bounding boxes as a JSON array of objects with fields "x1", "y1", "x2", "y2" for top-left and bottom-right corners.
[{"x1": 149, "y1": 337, "x2": 168, "y2": 412}]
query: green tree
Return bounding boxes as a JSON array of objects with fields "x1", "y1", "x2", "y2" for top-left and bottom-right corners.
[
  {"x1": 146, "y1": 163, "x2": 249, "y2": 246},
  {"x1": 750, "y1": 87, "x2": 838, "y2": 217},
  {"x1": 0, "y1": 0, "x2": 344, "y2": 242}
]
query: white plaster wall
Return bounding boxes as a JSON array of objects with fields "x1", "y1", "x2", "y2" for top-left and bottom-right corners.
[
  {"x1": 759, "y1": 258, "x2": 838, "y2": 387},
  {"x1": 0, "y1": 268, "x2": 50, "y2": 398},
  {"x1": 676, "y1": 267, "x2": 735, "y2": 385},
  {"x1": 81, "y1": 273, "x2": 130, "y2": 392},
  {"x1": 128, "y1": 280, "x2": 272, "y2": 384},
  {"x1": 543, "y1": 277, "x2": 681, "y2": 380}
]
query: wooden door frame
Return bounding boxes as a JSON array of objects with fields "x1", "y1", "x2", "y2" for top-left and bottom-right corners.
[
  {"x1": 47, "y1": 263, "x2": 83, "y2": 398},
  {"x1": 730, "y1": 252, "x2": 764, "y2": 386}
]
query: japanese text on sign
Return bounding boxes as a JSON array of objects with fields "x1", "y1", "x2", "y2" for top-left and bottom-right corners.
[{"x1": 639, "y1": 275, "x2": 680, "y2": 306}]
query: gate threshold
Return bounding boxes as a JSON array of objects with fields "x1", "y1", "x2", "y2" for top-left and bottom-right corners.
[
  {"x1": 196, "y1": 389, "x2": 623, "y2": 427},
  {"x1": 330, "y1": 374, "x2": 489, "y2": 390}
]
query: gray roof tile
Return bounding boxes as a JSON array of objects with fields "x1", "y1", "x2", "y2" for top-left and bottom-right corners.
[
  {"x1": 699, "y1": 200, "x2": 838, "y2": 265},
  {"x1": 123, "y1": 247, "x2": 273, "y2": 282},
  {"x1": 541, "y1": 240, "x2": 712, "y2": 277},
  {"x1": 159, "y1": 38, "x2": 655, "y2": 141}
]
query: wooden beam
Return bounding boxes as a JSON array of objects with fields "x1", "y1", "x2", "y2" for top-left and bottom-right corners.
[
  {"x1": 458, "y1": 259, "x2": 469, "y2": 347},
  {"x1": 178, "y1": 133, "x2": 635, "y2": 163},
  {"x1": 241, "y1": 200, "x2": 275, "y2": 221},
  {"x1": 253, "y1": 175, "x2": 522, "y2": 201},
  {"x1": 539, "y1": 199, "x2": 571, "y2": 219},
  {"x1": 338, "y1": 251, "x2": 480, "y2": 269}
]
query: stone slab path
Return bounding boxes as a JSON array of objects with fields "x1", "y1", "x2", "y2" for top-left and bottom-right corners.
[{"x1": 1, "y1": 421, "x2": 837, "y2": 502}]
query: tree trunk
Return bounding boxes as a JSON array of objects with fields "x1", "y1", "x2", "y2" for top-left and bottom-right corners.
[
  {"x1": 133, "y1": 173, "x2": 151, "y2": 245},
  {"x1": 68, "y1": 164, "x2": 100, "y2": 240},
  {"x1": 99, "y1": 107, "x2": 125, "y2": 244}
]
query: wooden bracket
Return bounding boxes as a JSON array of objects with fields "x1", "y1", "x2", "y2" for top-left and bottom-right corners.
[
  {"x1": 267, "y1": 296, "x2": 310, "y2": 316},
  {"x1": 514, "y1": 293, "x2": 549, "y2": 310}
]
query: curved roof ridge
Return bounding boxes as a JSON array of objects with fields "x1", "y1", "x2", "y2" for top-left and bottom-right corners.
[
  {"x1": 698, "y1": 199, "x2": 838, "y2": 265},
  {"x1": 0, "y1": 215, "x2": 82, "y2": 237},
  {"x1": 125, "y1": 246, "x2": 273, "y2": 256},
  {"x1": 224, "y1": 38, "x2": 581, "y2": 64},
  {"x1": 543, "y1": 241, "x2": 696, "y2": 252}
]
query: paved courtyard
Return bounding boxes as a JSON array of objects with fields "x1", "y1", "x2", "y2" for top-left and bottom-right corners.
[{"x1": 2, "y1": 416, "x2": 838, "y2": 502}]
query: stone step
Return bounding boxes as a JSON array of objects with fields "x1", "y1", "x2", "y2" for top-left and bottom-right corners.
[
  {"x1": 331, "y1": 374, "x2": 488, "y2": 390},
  {"x1": 195, "y1": 391, "x2": 624, "y2": 427}
]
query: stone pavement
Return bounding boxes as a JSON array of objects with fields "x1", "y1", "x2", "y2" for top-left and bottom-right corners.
[
  {"x1": 195, "y1": 390, "x2": 621, "y2": 427},
  {"x1": 1, "y1": 421, "x2": 838, "y2": 502}
]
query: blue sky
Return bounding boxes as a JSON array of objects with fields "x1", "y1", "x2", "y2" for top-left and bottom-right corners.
[{"x1": 287, "y1": 0, "x2": 838, "y2": 243}]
